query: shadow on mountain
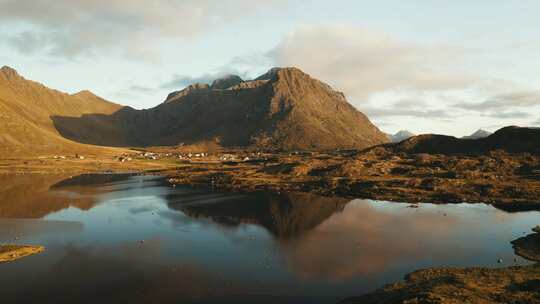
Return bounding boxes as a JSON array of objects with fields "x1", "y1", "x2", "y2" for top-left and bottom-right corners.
[
  {"x1": 49, "y1": 83, "x2": 286, "y2": 148},
  {"x1": 166, "y1": 191, "x2": 350, "y2": 238},
  {"x1": 50, "y1": 67, "x2": 389, "y2": 150}
]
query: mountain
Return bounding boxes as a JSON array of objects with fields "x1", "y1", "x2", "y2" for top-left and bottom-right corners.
[
  {"x1": 462, "y1": 129, "x2": 492, "y2": 139},
  {"x1": 391, "y1": 126, "x2": 540, "y2": 154},
  {"x1": 0, "y1": 66, "x2": 123, "y2": 156},
  {"x1": 52, "y1": 67, "x2": 389, "y2": 150},
  {"x1": 210, "y1": 74, "x2": 244, "y2": 90},
  {"x1": 388, "y1": 130, "x2": 415, "y2": 143}
]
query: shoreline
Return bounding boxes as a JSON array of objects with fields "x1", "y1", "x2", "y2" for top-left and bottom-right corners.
[
  {"x1": 341, "y1": 227, "x2": 540, "y2": 303},
  {"x1": 2, "y1": 147, "x2": 539, "y2": 210},
  {"x1": 158, "y1": 149, "x2": 540, "y2": 211},
  {"x1": 2, "y1": 150, "x2": 540, "y2": 302}
]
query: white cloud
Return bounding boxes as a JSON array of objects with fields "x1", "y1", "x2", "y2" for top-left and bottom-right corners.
[
  {"x1": 454, "y1": 90, "x2": 540, "y2": 111},
  {"x1": 0, "y1": 0, "x2": 285, "y2": 60},
  {"x1": 270, "y1": 24, "x2": 477, "y2": 102},
  {"x1": 266, "y1": 24, "x2": 540, "y2": 135}
]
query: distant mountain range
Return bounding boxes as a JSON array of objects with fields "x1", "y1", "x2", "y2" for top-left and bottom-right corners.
[
  {"x1": 462, "y1": 129, "x2": 492, "y2": 139},
  {"x1": 0, "y1": 66, "x2": 388, "y2": 155},
  {"x1": 390, "y1": 126, "x2": 540, "y2": 154},
  {"x1": 2, "y1": 65, "x2": 538, "y2": 156},
  {"x1": 388, "y1": 130, "x2": 415, "y2": 143},
  {"x1": 388, "y1": 129, "x2": 493, "y2": 143}
]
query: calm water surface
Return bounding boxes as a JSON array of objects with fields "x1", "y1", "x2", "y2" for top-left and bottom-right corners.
[{"x1": 0, "y1": 173, "x2": 538, "y2": 304}]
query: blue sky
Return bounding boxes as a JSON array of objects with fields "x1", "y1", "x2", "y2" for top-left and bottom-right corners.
[{"x1": 1, "y1": 0, "x2": 539, "y2": 136}]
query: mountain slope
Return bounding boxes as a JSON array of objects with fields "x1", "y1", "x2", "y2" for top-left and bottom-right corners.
[
  {"x1": 0, "y1": 66, "x2": 123, "y2": 156},
  {"x1": 53, "y1": 67, "x2": 389, "y2": 150}
]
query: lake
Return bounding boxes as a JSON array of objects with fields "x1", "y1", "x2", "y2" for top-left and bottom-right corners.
[{"x1": 0, "y1": 173, "x2": 538, "y2": 304}]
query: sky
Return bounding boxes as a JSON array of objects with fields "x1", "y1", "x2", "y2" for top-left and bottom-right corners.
[{"x1": 1, "y1": 0, "x2": 539, "y2": 137}]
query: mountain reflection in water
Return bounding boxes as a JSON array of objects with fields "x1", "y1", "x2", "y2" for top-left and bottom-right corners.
[
  {"x1": 168, "y1": 191, "x2": 349, "y2": 237},
  {"x1": 0, "y1": 173, "x2": 539, "y2": 304}
]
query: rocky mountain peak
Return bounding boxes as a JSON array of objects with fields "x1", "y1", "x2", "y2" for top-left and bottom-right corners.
[
  {"x1": 165, "y1": 83, "x2": 211, "y2": 103},
  {"x1": 210, "y1": 74, "x2": 244, "y2": 90},
  {"x1": 0, "y1": 66, "x2": 21, "y2": 80},
  {"x1": 72, "y1": 90, "x2": 97, "y2": 98},
  {"x1": 255, "y1": 67, "x2": 285, "y2": 81}
]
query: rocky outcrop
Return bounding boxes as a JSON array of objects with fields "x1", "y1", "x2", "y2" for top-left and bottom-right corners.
[
  {"x1": 339, "y1": 264, "x2": 540, "y2": 304},
  {"x1": 210, "y1": 74, "x2": 243, "y2": 90},
  {"x1": 512, "y1": 225, "x2": 540, "y2": 262},
  {"x1": 0, "y1": 245, "x2": 45, "y2": 263}
]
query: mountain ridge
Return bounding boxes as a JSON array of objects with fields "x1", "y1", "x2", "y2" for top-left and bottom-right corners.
[
  {"x1": 52, "y1": 67, "x2": 389, "y2": 150},
  {"x1": 0, "y1": 65, "x2": 123, "y2": 156},
  {"x1": 389, "y1": 126, "x2": 540, "y2": 154}
]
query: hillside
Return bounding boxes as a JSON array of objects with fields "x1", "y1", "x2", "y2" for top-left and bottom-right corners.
[
  {"x1": 0, "y1": 66, "x2": 123, "y2": 156},
  {"x1": 52, "y1": 67, "x2": 389, "y2": 150},
  {"x1": 391, "y1": 126, "x2": 540, "y2": 154}
]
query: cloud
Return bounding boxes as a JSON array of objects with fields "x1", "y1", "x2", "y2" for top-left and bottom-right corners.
[
  {"x1": 0, "y1": 0, "x2": 285, "y2": 60},
  {"x1": 533, "y1": 118, "x2": 540, "y2": 126},
  {"x1": 364, "y1": 107, "x2": 453, "y2": 119},
  {"x1": 360, "y1": 97, "x2": 453, "y2": 119},
  {"x1": 159, "y1": 73, "x2": 219, "y2": 90},
  {"x1": 129, "y1": 85, "x2": 157, "y2": 94},
  {"x1": 158, "y1": 63, "x2": 256, "y2": 91},
  {"x1": 483, "y1": 111, "x2": 531, "y2": 119},
  {"x1": 454, "y1": 90, "x2": 540, "y2": 111},
  {"x1": 452, "y1": 90, "x2": 540, "y2": 121},
  {"x1": 269, "y1": 25, "x2": 477, "y2": 102}
]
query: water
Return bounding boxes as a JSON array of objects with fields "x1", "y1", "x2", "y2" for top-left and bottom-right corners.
[{"x1": 0, "y1": 173, "x2": 538, "y2": 304}]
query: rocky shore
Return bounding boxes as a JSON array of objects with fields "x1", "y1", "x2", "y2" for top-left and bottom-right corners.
[
  {"x1": 340, "y1": 264, "x2": 540, "y2": 304},
  {"x1": 163, "y1": 147, "x2": 540, "y2": 210},
  {"x1": 340, "y1": 226, "x2": 540, "y2": 304},
  {"x1": 0, "y1": 245, "x2": 44, "y2": 263}
]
